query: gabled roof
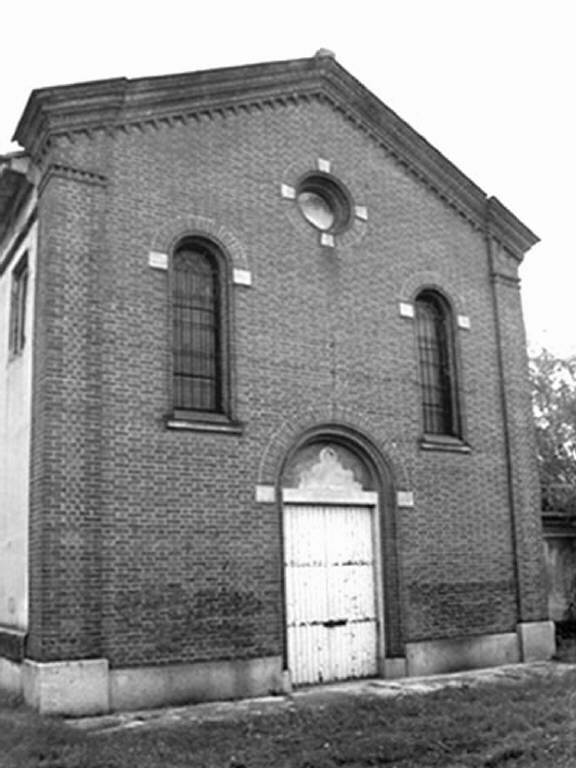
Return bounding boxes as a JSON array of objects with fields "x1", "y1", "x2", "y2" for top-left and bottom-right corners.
[{"x1": 11, "y1": 51, "x2": 538, "y2": 258}]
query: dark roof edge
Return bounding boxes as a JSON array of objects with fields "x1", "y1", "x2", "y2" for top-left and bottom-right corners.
[
  {"x1": 0, "y1": 153, "x2": 33, "y2": 243},
  {"x1": 13, "y1": 54, "x2": 538, "y2": 258},
  {"x1": 0, "y1": 149, "x2": 29, "y2": 163}
]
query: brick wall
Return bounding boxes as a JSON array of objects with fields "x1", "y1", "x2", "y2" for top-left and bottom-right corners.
[
  {"x1": 28, "y1": 171, "x2": 107, "y2": 661},
  {"x1": 27, "y1": 96, "x2": 545, "y2": 666}
]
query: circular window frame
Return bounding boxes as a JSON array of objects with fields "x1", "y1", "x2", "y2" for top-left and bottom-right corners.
[{"x1": 296, "y1": 172, "x2": 353, "y2": 235}]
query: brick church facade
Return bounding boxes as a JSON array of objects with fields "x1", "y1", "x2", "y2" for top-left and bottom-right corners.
[{"x1": 0, "y1": 51, "x2": 554, "y2": 714}]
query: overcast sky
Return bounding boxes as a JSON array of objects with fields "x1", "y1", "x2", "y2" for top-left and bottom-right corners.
[{"x1": 1, "y1": 0, "x2": 573, "y2": 357}]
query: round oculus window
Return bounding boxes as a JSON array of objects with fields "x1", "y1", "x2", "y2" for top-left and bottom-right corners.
[
  {"x1": 297, "y1": 190, "x2": 334, "y2": 231},
  {"x1": 296, "y1": 174, "x2": 351, "y2": 234}
]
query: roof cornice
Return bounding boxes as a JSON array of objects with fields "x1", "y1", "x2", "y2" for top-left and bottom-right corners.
[
  {"x1": 486, "y1": 196, "x2": 539, "y2": 259},
  {"x1": 13, "y1": 53, "x2": 538, "y2": 258},
  {"x1": 15, "y1": 77, "x2": 128, "y2": 158}
]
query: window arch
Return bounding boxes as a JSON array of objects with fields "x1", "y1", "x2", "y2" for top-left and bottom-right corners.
[
  {"x1": 415, "y1": 290, "x2": 460, "y2": 437},
  {"x1": 172, "y1": 238, "x2": 229, "y2": 416}
]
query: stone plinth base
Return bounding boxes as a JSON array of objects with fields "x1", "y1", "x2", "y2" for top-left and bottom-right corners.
[
  {"x1": 4, "y1": 655, "x2": 285, "y2": 715},
  {"x1": 22, "y1": 659, "x2": 110, "y2": 716},
  {"x1": 110, "y1": 656, "x2": 286, "y2": 711},
  {"x1": 405, "y1": 632, "x2": 520, "y2": 677},
  {"x1": 0, "y1": 657, "x2": 23, "y2": 695},
  {"x1": 517, "y1": 620, "x2": 556, "y2": 661},
  {"x1": 0, "y1": 625, "x2": 556, "y2": 715},
  {"x1": 383, "y1": 657, "x2": 408, "y2": 679}
]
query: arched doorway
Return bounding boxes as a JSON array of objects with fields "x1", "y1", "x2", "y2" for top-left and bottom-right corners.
[{"x1": 282, "y1": 439, "x2": 385, "y2": 686}]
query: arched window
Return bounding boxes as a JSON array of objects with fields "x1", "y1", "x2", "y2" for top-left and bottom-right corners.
[
  {"x1": 172, "y1": 239, "x2": 227, "y2": 415},
  {"x1": 415, "y1": 290, "x2": 460, "y2": 437}
]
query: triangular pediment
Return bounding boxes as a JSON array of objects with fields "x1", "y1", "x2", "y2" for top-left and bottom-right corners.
[{"x1": 11, "y1": 52, "x2": 538, "y2": 258}]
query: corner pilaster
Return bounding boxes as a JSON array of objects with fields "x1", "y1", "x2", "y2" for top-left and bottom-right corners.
[
  {"x1": 27, "y1": 162, "x2": 108, "y2": 662},
  {"x1": 487, "y1": 228, "x2": 549, "y2": 626}
]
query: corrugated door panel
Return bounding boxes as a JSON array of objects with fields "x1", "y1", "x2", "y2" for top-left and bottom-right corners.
[{"x1": 284, "y1": 504, "x2": 378, "y2": 686}]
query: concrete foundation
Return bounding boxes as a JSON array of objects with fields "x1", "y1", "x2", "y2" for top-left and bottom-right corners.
[
  {"x1": 22, "y1": 659, "x2": 110, "y2": 715},
  {"x1": 383, "y1": 657, "x2": 408, "y2": 679},
  {"x1": 110, "y1": 655, "x2": 286, "y2": 711},
  {"x1": 517, "y1": 620, "x2": 556, "y2": 661},
  {"x1": 405, "y1": 632, "x2": 520, "y2": 677},
  {"x1": 0, "y1": 624, "x2": 557, "y2": 715},
  {"x1": 1, "y1": 655, "x2": 285, "y2": 715},
  {"x1": 0, "y1": 657, "x2": 22, "y2": 695}
]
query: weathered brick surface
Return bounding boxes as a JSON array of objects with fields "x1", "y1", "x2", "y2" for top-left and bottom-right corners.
[
  {"x1": 28, "y1": 172, "x2": 107, "y2": 661},
  {"x1": 489, "y1": 254, "x2": 549, "y2": 623},
  {"x1": 26, "y1": 95, "x2": 547, "y2": 666}
]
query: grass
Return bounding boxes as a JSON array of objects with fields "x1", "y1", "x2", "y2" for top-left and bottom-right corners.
[{"x1": 2, "y1": 666, "x2": 576, "y2": 767}]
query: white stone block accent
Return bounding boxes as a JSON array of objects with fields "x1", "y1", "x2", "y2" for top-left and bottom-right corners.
[
  {"x1": 281, "y1": 184, "x2": 296, "y2": 199},
  {"x1": 397, "y1": 491, "x2": 414, "y2": 507},
  {"x1": 317, "y1": 158, "x2": 331, "y2": 173},
  {"x1": 399, "y1": 302, "x2": 415, "y2": 319},
  {"x1": 233, "y1": 268, "x2": 252, "y2": 286},
  {"x1": 354, "y1": 205, "x2": 368, "y2": 221},
  {"x1": 256, "y1": 484, "x2": 276, "y2": 503},
  {"x1": 148, "y1": 250, "x2": 168, "y2": 270},
  {"x1": 457, "y1": 314, "x2": 471, "y2": 330},
  {"x1": 320, "y1": 233, "x2": 335, "y2": 248}
]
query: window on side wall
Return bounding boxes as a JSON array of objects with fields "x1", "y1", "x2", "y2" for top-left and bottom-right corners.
[
  {"x1": 415, "y1": 290, "x2": 461, "y2": 438},
  {"x1": 171, "y1": 238, "x2": 229, "y2": 419},
  {"x1": 9, "y1": 253, "x2": 29, "y2": 357}
]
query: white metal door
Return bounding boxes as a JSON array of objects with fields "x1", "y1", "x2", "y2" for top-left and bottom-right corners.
[{"x1": 284, "y1": 503, "x2": 378, "y2": 686}]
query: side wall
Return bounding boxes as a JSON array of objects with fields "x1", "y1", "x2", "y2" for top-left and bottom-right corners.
[{"x1": 0, "y1": 220, "x2": 36, "y2": 631}]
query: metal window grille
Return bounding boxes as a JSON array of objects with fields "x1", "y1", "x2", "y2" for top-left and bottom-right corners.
[
  {"x1": 415, "y1": 293, "x2": 458, "y2": 436},
  {"x1": 9, "y1": 254, "x2": 28, "y2": 356},
  {"x1": 173, "y1": 244, "x2": 221, "y2": 412}
]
